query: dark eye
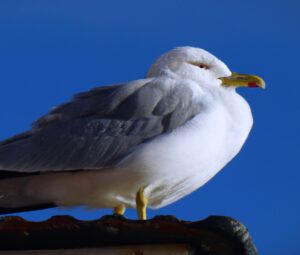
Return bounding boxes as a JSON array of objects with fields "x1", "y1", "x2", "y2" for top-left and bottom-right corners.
[{"x1": 189, "y1": 62, "x2": 209, "y2": 70}]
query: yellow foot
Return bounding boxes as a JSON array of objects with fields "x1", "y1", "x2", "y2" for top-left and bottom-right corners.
[
  {"x1": 113, "y1": 205, "x2": 126, "y2": 216},
  {"x1": 136, "y1": 187, "x2": 148, "y2": 220}
]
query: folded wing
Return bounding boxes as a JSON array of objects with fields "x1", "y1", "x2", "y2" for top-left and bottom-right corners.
[{"x1": 0, "y1": 78, "x2": 202, "y2": 174}]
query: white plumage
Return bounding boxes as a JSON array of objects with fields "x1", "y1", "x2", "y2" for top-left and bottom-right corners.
[{"x1": 0, "y1": 47, "x2": 264, "y2": 215}]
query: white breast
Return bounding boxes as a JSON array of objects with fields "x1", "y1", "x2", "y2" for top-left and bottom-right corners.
[{"x1": 112, "y1": 88, "x2": 253, "y2": 209}]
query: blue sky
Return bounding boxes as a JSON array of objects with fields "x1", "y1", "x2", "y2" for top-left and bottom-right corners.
[{"x1": 0, "y1": 1, "x2": 299, "y2": 254}]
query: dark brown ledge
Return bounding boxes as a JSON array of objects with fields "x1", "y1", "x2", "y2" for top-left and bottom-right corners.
[{"x1": 0, "y1": 215, "x2": 258, "y2": 255}]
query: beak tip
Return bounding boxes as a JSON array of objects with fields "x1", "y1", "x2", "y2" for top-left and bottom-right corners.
[
  {"x1": 247, "y1": 77, "x2": 266, "y2": 89},
  {"x1": 258, "y1": 79, "x2": 266, "y2": 89}
]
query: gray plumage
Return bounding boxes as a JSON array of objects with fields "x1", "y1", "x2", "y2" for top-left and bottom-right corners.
[
  {"x1": 0, "y1": 77, "x2": 202, "y2": 173},
  {"x1": 0, "y1": 46, "x2": 258, "y2": 216}
]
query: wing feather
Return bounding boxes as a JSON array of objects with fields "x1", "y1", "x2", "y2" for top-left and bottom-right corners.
[{"x1": 0, "y1": 78, "x2": 202, "y2": 173}]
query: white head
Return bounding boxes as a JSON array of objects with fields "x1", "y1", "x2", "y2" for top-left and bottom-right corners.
[{"x1": 147, "y1": 46, "x2": 265, "y2": 90}]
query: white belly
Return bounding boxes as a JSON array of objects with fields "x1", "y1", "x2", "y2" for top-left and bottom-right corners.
[{"x1": 114, "y1": 98, "x2": 253, "y2": 209}]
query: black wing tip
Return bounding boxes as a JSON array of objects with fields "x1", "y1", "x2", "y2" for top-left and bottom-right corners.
[
  {"x1": 0, "y1": 171, "x2": 40, "y2": 180},
  {"x1": 0, "y1": 203, "x2": 57, "y2": 215}
]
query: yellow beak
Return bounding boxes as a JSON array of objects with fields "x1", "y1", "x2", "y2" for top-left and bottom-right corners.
[{"x1": 219, "y1": 72, "x2": 266, "y2": 89}]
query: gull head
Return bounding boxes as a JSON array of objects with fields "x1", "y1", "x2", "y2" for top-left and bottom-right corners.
[{"x1": 147, "y1": 46, "x2": 265, "y2": 90}]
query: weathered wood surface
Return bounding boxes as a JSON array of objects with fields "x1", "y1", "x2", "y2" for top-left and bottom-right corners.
[{"x1": 0, "y1": 215, "x2": 258, "y2": 255}]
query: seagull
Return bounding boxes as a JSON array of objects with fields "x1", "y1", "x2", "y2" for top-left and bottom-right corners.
[{"x1": 0, "y1": 47, "x2": 265, "y2": 219}]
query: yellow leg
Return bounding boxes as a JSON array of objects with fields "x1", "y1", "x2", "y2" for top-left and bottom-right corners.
[
  {"x1": 136, "y1": 187, "x2": 148, "y2": 220},
  {"x1": 113, "y1": 205, "x2": 126, "y2": 216}
]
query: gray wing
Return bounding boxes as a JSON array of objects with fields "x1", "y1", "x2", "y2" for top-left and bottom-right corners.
[{"x1": 0, "y1": 78, "x2": 202, "y2": 173}]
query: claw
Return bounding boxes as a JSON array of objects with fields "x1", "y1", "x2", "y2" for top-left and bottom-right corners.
[{"x1": 113, "y1": 205, "x2": 126, "y2": 216}]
